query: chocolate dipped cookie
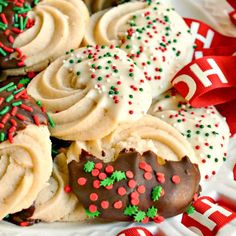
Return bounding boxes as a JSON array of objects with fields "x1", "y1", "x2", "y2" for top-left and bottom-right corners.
[{"x1": 68, "y1": 150, "x2": 200, "y2": 222}]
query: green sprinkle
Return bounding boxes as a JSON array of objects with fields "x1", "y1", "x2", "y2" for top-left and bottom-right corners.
[
  {"x1": 36, "y1": 100, "x2": 42, "y2": 107},
  {"x1": 146, "y1": 206, "x2": 158, "y2": 219},
  {"x1": 111, "y1": 170, "x2": 126, "y2": 181},
  {"x1": 46, "y1": 112, "x2": 55, "y2": 128},
  {"x1": 13, "y1": 87, "x2": 25, "y2": 95},
  {"x1": 0, "y1": 106, "x2": 10, "y2": 115},
  {"x1": 0, "y1": 83, "x2": 14, "y2": 93},
  {"x1": 207, "y1": 154, "x2": 211, "y2": 158},
  {"x1": 152, "y1": 186, "x2": 162, "y2": 201},
  {"x1": 85, "y1": 209, "x2": 100, "y2": 218},
  {"x1": 196, "y1": 130, "x2": 200, "y2": 135},
  {"x1": 6, "y1": 85, "x2": 17, "y2": 92},
  {"x1": 97, "y1": 77, "x2": 102, "y2": 81},
  {"x1": 100, "y1": 177, "x2": 114, "y2": 187},
  {"x1": 187, "y1": 205, "x2": 195, "y2": 215},
  {"x1": 124, "y1": 205, "x2": 138, "y2": 216},
  {"x1": 215, "y1": 158, "x2": 218, "y2": 162},
  {"x1": 134, "y1": 211, "x2": 146, "y2": 222},
  {"x1": 6, "y1": 94, "x2": 14, "y2": 103},
  {"x1": 0, "y1": 47, "x2": 6, "y2": 56},
  {"x1": 84, "y1": 161, "x2": 95, "y2": 173},
  {"x1": 12, "y1": 101, "x2": 22, "y2": 106},
  {"x1": 0, "y1": 132, "x2": 5, "y2": 142},
  {"x1": 129, "y1": 95, "x2": 133, "y2": 99},
  {"x1": 18, "y1": 78, "x2": 30, "y2": 85}
]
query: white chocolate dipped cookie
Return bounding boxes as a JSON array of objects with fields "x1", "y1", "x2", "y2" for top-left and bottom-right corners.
[
  {"x1": 67, "y1": 115, "x2": 198, "y2": 166},
  {"x1": 149, "y1": 90, "x2": 230, "y2": 180},
  {"x1": 1, "y1": 0, "x2": 89, "y2": 77},
  {"x1": 83, "y1": 1, "x2": 194, "y2": 98},
  {"x1": 0, "y1": 82, "x2": 52, "y2": 220},
  {"x1": 27, "y1": 45, "x2": 152, "y2": 141}
]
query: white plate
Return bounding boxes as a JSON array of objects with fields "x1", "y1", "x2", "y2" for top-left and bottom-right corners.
[{"x1": 1, "y1": 0, "x2": 236, "y2": 235}]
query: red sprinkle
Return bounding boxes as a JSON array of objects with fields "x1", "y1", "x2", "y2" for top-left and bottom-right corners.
[
  {"x1": 154, "y1": 216, "x2": 165, "y2": 223},
  {"x1": 77, "y1": 177, "x2": 87, "y2": 186},
  {"x1": 98, "y1": 172, "x2": 107, "y2": 180},
  {"x1": 20, "y1": 222, "x2": 29, "y2": 227},
  {"x1": 90, "y1": 193, "x2": 98, "y2": 201},
  {"x1": 139, "y1": 161, "x2": 147, "y2": 170},
  {"x1": 172, "y1": 175, "x2": 181, "y2": 184},
  {"x1": 144, "y1": 172, "x2": 152, "y2": 180},
  {"x1": 113, "y1": 200, "x2": 123, "y2": 209},
  {"x1": 64, "y1": 185, "x2": 71, "y2": 193},
  {"x1": 128, "y1": 179, "x2": 136, "y2": 188},
  {"x1": 95, "y1": 162, "x2": 103, "y2": 169},
  {"x1": 126, "y1": 170, "x2": 134, "y2": 179},
  {"x1": 105, "y1": 184, "x2": 113, "y2": 190},
  {"x1": 91, "y1": 168, "x2": 100, "y2": 177},
  {"x1": 137, "y1": 185, "x2": 146, "y2": 194},
  {"x1": 131, "y1": 198, "x2": 139, "y2": 206},
  {"x1": 105, "y1": 165, "x2": 114, "y2": 174},
  {"x1": 93, "y1": 180, "x2": 100, "y2": 189},
  {"x1": 131, "y1": 191, "x2": 139, "y2": 199},
  {"x1": 156, "y1": 172, "x2": 165, "y2": 183},
  {"x1": 89, "y1": 205, "x2": 97, "y2": 213},
  {"x1": 117, "y1": 187, "x2": 127, "y2": 196},
  {"x1": 101, "y1": 201, "x2": 109, "y2": 209}
]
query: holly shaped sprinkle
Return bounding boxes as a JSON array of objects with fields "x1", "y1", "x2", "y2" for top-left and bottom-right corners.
[
  {"x1": 83, "y1": 161, "x2": 95, "y2": 173},
  {"x1": 146, "y1": 206, "x2": 158, "y2": 219},
  {"x1": 134, "y1": 211, "x2": 146, "y2": 222},
  {"x1": 85, "y1": 209, "x2": 101, "y2": 218},
  {"x1": 151, "y1": 186, "x2": 163, "y2": 201},
  {"x1": 111, "y1": 170, "x2": 126, "y2": 181},
  {"x1": 100, "y1": 177, "x2": 114, "y2": 187},
  {"x1": 124, "y1": 205, "x2": 138, "y2": 216},
  {"x1": 186, "y1": 205, "x2": 195, "y2": 215}
]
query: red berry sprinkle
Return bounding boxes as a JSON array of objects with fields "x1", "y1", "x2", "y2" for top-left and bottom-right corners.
[
  {"x1": 91, "y1": 168, "x2": 100, "y2": 177},
  {"x1": 101, "y1": 201, "x2": 109, "y2": 209},
  {"x1": 128, "y1": 179, "x2": 136, "y2": 188},
  {"x1": 156, "y1": 172, "x2": 165, "y2": 183},
  {"x1": 126, "y1": 170, "x2": 134, "y2": 179},
  {"x1": 105, "y1": 184, "x2": 113, "y2": 190},
  {"x1": 154, "y1": 216, "x2": 165, "y2": 223},
  {"x1": 105, "y1": 165, "x2": 114, "y2": 174},
  {"x1": 113, "y1": 200, "x2": 123, "y2": 209},
  {"x1": 144, "y1": 164, "x2": 152, "y2": 172},
  {"x1": 118, "y1": 187, "x2": 127, "y2": 196},
  {"x1": 98, "y1": 173, "x2": 107, "y2": 180},
  {"x1": 139, "y1": 161, "x2": 147, "y2": 170},
  {"x1": 131, "y1": 191, "x2": 139, "y2": 199},
  {"x1": 144, "y1": 172, "x2": 152, "y2": 180},
  {"x1": 172, "y1": 175, "x2": 181, "y2": 184},
  {"x1": 131, "y1": 198, "x2": 139, "y2": 206},
  {"x1": 89, "y1": 205, "x2": 97, "y2": 213},
  {"x1": 93, "y1": 180, "x2": 100, "y2": 189},
  {"x1": 77, "y1": 177, "x2": 87, "y2": 186},
  {"x1": 90, "y1": 193, "x2": 98, "y2": 201},
  {"x1": 64, "y1": 185, "x2": 71, "y2": 193},
  {"x1": 137, "y1": 185, "x2": 146, "y2": 194},
  {"x1": 95, "y1": 163, "x2": 103, "y2": 169}
]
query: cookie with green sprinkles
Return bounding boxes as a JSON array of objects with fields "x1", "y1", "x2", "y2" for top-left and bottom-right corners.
[
  {"x1": 149, "y1": 89, "x2": 230, "y2": 180},
  {"x1": 0, "y1": 0, "x2": 89, "y2": 77},
  {"x1": 68, "y1": 149, "x2": 200, "y2": 222}
]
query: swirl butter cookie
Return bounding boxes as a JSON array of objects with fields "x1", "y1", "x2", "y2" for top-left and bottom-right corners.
[
  {"x1": 68, "y1": 150, "x2": 200, "y2": 222},
  {"x1": 83, "y1": 1, "x2": 194, "y2": 98},
  {"x1": 149, "y1": 90, "x2": 230, "y2": 180},
  {"x1": 27, "y1": 45, "x2": 152, "y2": 141},
  {"x1": 0, "y1": 0, "x2": 89, "y2": 77},
  {"x1": 0, "y1": 81, "x2": 52, "y2": 220}
]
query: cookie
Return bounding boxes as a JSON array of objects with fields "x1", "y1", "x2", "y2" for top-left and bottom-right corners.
[
  {"x1": 0, "y1": 81, "x2": 52, "y2": 219},
  {"x1": 83, "y1": 1, "x2": 194, "y2": 98},
  {"x1": 149, "y1": 90, "x2": 230, "y2": 180},
  {"x1": 0, "y1": 0, "x2": 89, "y2": 77},
  {"x1": 27, "y1": 45, "x2": 152, "y2": 141},
  {"x1": 68, "y1": 150, "x2": 200, "y2": 222},
  {"x1": 67, "y1": 115, "x2": 198, "y2": 166}
]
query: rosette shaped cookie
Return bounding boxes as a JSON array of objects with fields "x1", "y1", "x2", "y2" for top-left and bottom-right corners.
[
  {"x1": 67, "y1": 115, "x2": 199, "y2": 166},
  {"x1": 27, "y1": 46, "x2": 152, "y2": 141},
  {"x1": 83, "y1": 1, "x2": 194, "y2": 98},
  {"x1": 27, "y1": 153, "x2": 86, "y2": 222},
  {"x1": 68, "y1": 150, "x2": 200, "y2": 222},
  {"x1": 0, "y1": 82, "x2": 52, "y2": 220},
  {"x1": 149, "y1": 90, "x2": 230, "y2": 180},
  {"x1": 0, "y1": 0, "x2": 89, "y2": 77}
]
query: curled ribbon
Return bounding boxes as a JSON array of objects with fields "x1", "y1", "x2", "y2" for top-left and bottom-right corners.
[{"x1": 172, "y1": 18, "x2": 236, "y2": 135}]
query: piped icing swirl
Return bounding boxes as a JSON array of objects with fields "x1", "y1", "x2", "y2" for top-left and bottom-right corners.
[
  {"x1": 83, "y1": 1, "x2": 195, "y2": 98},
  {"x1": 27, "y1": 45, "x2": 152, "y2": 141},
  {"x1": 0, "y1": 0, "x2": 89, "y2": 75}
]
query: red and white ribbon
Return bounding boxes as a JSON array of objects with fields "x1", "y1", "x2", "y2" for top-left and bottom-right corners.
[
  {"x1": 173, "y1": 18, "x2": 236, "y2": 135},
  {"x1": 117, "y1": 227, "x2": 153, "y2": 236},
  {"x1": 227, "y1": 0, "x2": 236, "y2": 26}
]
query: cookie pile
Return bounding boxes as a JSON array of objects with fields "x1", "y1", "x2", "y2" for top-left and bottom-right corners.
[{"x1": 0, "y1": 0, "x2": 230, "y2": 226}]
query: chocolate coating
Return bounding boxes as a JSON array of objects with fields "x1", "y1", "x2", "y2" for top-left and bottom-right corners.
[
  {"x1": 0, "y1": 0, "x2": 40, "y2": 70},
  {"x1": 0, "y1": 81, "x2": 47, "y2": 143},
  {"x1": 69, "y1": 150, "x2": 200, "y2": 222}
]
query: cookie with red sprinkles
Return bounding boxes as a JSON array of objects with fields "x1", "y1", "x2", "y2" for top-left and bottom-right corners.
[{"x1": 68, "y1": 149, "x2": 200, "y2": 222}]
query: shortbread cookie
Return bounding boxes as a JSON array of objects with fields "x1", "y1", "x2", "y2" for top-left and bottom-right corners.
[
  {"x1": 67, "y1": 115, "x2": 198, "y2": 165},
  {"x1": 0, "y1": 0, "x2": 89, "y2": 77},
  {"x1": 27, "y1": 46, "x2": 152, "y2": 141},
  {"x1": 68, "y1": 150, "x2": 200, "y2": 222},
  {"x1": 83, "y1": 1, "x2": 194, "y2": 97},
  {"x1": 0, "y1": 82, "x2": 52, "y2": 219},
  {"x1": 149, "y1": 90, "x2": 230, "y2": 180}
]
